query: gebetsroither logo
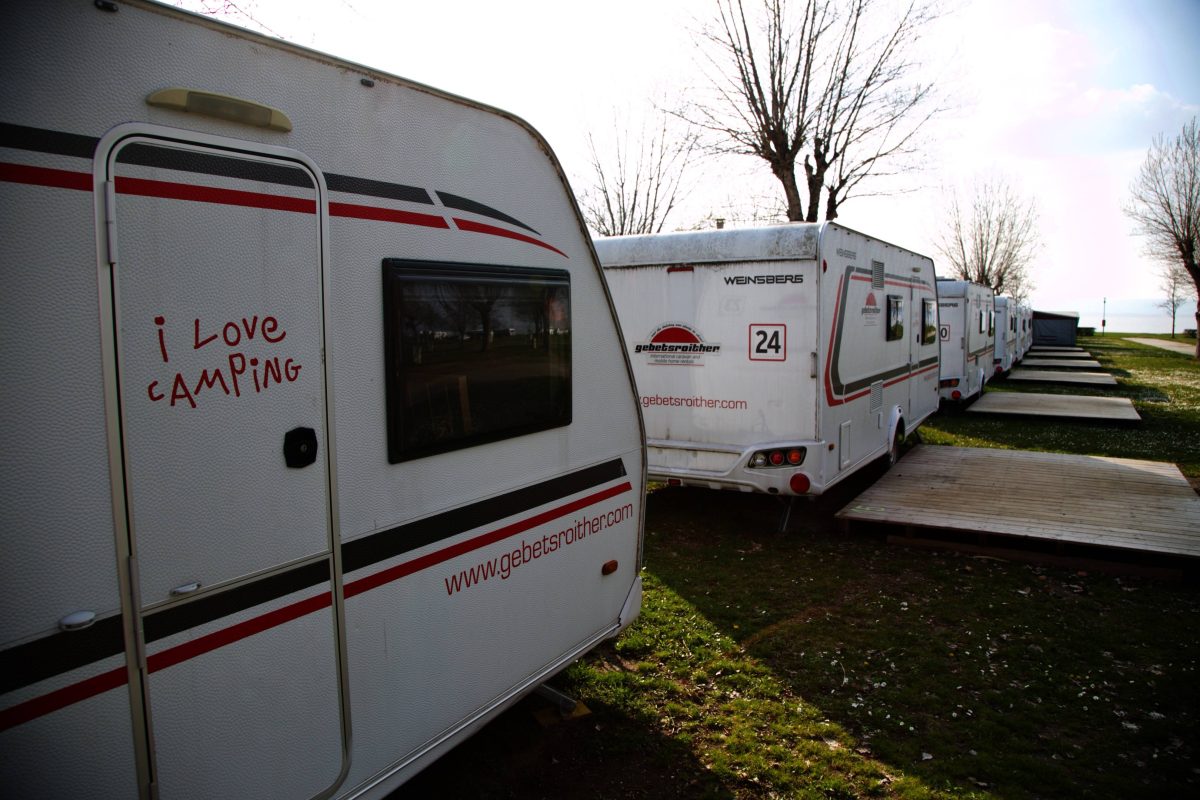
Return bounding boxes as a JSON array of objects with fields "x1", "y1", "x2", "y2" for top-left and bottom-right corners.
[
  {"x1": 634, "y1": 322, "x2": 721, "y2": 366},
  {"x1": 861, "y1": 292, "x2": 882, "y2": 327}
]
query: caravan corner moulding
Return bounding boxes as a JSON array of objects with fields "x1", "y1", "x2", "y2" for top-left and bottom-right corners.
[
  {"x1": 596, "y1": 222, "x2": 941, "y2": 497},
  {"x1": 0, "y1": 2, "x2": 646, "y2": 798}
]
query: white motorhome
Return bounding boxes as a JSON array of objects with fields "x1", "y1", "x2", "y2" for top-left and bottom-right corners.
[
  {"x1": 0, "y1": 2, "x2": 645, "y2": 798},
  {"x1": 936, "y1": 279, "x2": 996, "y2": 402},
  {"x1": 992, "y1": 296, "x2": 1019, "y2": 375},
  {"x1": 596, "y1": 223, "x2": 940, "y2": 498}
]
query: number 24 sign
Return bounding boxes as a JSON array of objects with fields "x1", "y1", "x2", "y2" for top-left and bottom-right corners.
[{"x1": 749, "y1": 324, "x2": 786, "y2": 361}]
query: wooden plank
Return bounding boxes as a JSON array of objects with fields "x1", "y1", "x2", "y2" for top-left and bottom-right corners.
[
  {"x1": 966, "y1": 392, "x2": 1140, "y2": 421},
  {"x1": 1007, "y1": 369, "x2": 1117, "y2": 386},
  {"x1": 1025, "y1": 354, "x2": 1093, "y2": 362},
  {"x1": 1019, "y1": 358, "x2": 1103, "y2": 369},
  {"x1": 835, "y1": 445, "x2": 1200, "y2": 560}
]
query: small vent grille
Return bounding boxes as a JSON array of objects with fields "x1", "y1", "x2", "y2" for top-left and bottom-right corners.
[
  {"x1": 869, "y1": 381, "x2": 884, "y2": 414},
  {"x1": 871, "y1": 260, "x2": 885, "y2": 289}
]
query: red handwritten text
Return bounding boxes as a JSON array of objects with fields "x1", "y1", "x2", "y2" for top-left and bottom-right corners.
[{"x1": 147, "y1": 314, "x2": 301, "y2": 409}]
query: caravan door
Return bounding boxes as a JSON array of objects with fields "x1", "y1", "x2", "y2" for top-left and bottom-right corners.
[{"x1": 103, "y1": 129, "x2": 346, "y2": 800}]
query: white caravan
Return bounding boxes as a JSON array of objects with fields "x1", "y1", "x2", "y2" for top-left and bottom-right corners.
[
  {"x1": 936, "y1": 280, "x2": 996, "y2": 402},
  {"x1": 992, "y1": 296, "x2": 1019, "y2": 375},
  {"x1": 596, "y1": 223, "x2": 940, "y2": 497},
  {"x1": 1017, "y1": 303, "x2": 1034, "y2": 359},
  {"x1": 0, "y1": 2, "x2": 646, "y2": 798}
]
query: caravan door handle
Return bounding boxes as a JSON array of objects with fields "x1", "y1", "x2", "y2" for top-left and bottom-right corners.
[{"x1": 59, "y1": 610, "x2": 96, "y2": 631}]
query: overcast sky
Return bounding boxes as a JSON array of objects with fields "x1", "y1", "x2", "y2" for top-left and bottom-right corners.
[{"x1": 175, "y1": 0, "x2": 1200, "y2": 332}]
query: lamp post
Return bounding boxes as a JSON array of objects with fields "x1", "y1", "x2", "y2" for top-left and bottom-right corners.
[{"x1": 1102, "y1": 297, "x2": 1106, "y2": 337}]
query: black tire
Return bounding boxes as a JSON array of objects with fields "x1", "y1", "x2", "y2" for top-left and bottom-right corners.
[{"x1": 887, "y1": 425, "x2": 904, "y2": 467}]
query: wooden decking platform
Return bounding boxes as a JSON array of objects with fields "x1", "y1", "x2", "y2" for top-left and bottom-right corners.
[
  {"x1": 1030, "y1": 346, "x2": 1085, "y2": 353},
  {"x1": 1026, "y1": 350, "x2": 1095, "y2": 359},
  {"x1": 836, "y1": 445, "x2": 1200, "y2": 572},
  {"x1": 966, "y1": 392, "x2": 1140, "y2": 421},
  {"x1": 1008, "y1": 368, "x2": 1117, "y2": 386},
  {"x1": 1019, "y1": 358, "x2": 1103, "y2": 369}
]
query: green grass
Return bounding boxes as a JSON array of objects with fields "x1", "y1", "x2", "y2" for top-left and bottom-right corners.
[{"x1": 396, "y1": 334, "x2": 1200, "y2": 799}]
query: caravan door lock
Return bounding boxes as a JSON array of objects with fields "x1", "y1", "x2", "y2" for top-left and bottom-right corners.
[{"x1": 283, "y1": 427, "x2": 319, "y2": 468}]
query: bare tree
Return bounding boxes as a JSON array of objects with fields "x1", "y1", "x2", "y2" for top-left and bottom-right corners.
[
  {"x1": 580, "y1": 111, "x2": 699, "y2": 237},
  {"x1": 684, "y1": 0, "x2": 940, "y2": 222},
  {"x1": 935, "y1": 176, "x2": 1040, "y2": 303},
  {"x1": 1158, "y1": 263, "x2": 1195, "y2": 337},
  {"x1": 1125, "y1": 117, "x2": 1200, "y2": 357}
]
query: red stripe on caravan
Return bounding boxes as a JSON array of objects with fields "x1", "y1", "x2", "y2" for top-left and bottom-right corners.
[
  {"x1": 453, "y1": 217, "x2": 568, "y2": 258},
  {"x1": 345, "y1": 481, "x2": 633, "y2": 598},
  {"x1": 330, "y1": 201, "x2": 449, "y2": 229},
  {"x1": 146, "y1": 592, "x2": 333, "y2": 673},
  {"x1": 883, "y1": 362, "x2": 940, "y2": 389},
  {"x1": 2, "y1": 479, "x2": 633, "y2": 729},
  {"x1": 0, "y1": 162, "x2": 92, "y2": 192},
  {"x1": 0, "y1": 667, "x2": 125, "y2": 732},
  {"x1": 114, "y1": 176, "x2": 317, "y2": 214}
]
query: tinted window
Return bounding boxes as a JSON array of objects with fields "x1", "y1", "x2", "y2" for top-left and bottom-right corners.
[
  {"x1": 922, "y1": 298, "x2": 937, "y2": 345},
  {"x1": 886, "y1": 295, "x2": 904, "y2": 342},
  {"x1": 382, "y1": 260, "x2": 571, "y2": 462}
]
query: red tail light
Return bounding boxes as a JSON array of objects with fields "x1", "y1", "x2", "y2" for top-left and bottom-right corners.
[{"x1": 790, "y1": 473, "x2": 811, "y2": 494}]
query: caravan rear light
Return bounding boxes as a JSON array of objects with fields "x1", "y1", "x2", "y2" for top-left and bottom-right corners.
[
  {"x1": 790, "y1": 473, "x2": 811, "y2": 494},
  {"x1": 951, "y1": 390, "x2": 962, "y2": 400},
  {"x1": 667, "y1": 478, "x2": 682, "y2": 487},
  {"x1": 939, "y1": 378, "x2": 960, "y2": 388},
  {"x1": 749, "y1": 447, "x2": 808, "y2": 468}
]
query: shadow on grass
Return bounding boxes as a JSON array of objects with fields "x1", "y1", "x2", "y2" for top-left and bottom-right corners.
[
  {"x1": 642, "y1": 477, "x2": 1200, "y2": 799},
  {"x1": 389, "y1": 690, "x2": 733, "y2": 800}
]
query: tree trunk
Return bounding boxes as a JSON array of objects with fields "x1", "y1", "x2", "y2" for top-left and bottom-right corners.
[
  {"x1": 1194, "y1": 302, "x2": 1199, "y2": 359},
  {"x1": 825, "y1": 185, "x2": 839, "y2": 221},
  {"x1": 776, "y1": 162, "x2": 805, "y2": 222}
]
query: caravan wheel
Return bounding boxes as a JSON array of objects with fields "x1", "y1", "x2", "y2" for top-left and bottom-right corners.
[{"x1": 887, "y1": 425, "x2": 905, "y2": 467}]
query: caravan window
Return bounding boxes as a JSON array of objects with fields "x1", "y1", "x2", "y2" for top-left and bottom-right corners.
[
  {"x1": 988, "y1": 309, "x2": 995, "y2": 336},
  {"x1": 886, "y1": 295, "x2": 904, "y2": 342},
  {"x1": 382, "y1": 260, "x2": 571, "y2": 463},
  {"x1": 921, "y1": 298, "x2": 937, "y2": 345}
]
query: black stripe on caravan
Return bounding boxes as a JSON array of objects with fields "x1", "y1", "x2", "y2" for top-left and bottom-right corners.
[
  {"x1": 142, "y1": 560, "x2": 332, "y2": 643},
  {"x1": 0, "y1": 459, "x2": 626, "y2": 694},
  {"x1": 326, "y1": 173, "x2": 432, "y2": 205},
  {"x1": 0, "y1": 616, "x2": 124, "y2": 696},
  {"x1": 0, "y1": 122, "x2": 98, "y2": 158},
  {"x1": 437, "y1": 191, "x2": 540, "y2": 236},
  {"x1": 116, "y1": 142, "x2": 315, "y2": 188},
  {"x1": 342, "y1": 458, "x2": 627, "y2": 573}
]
